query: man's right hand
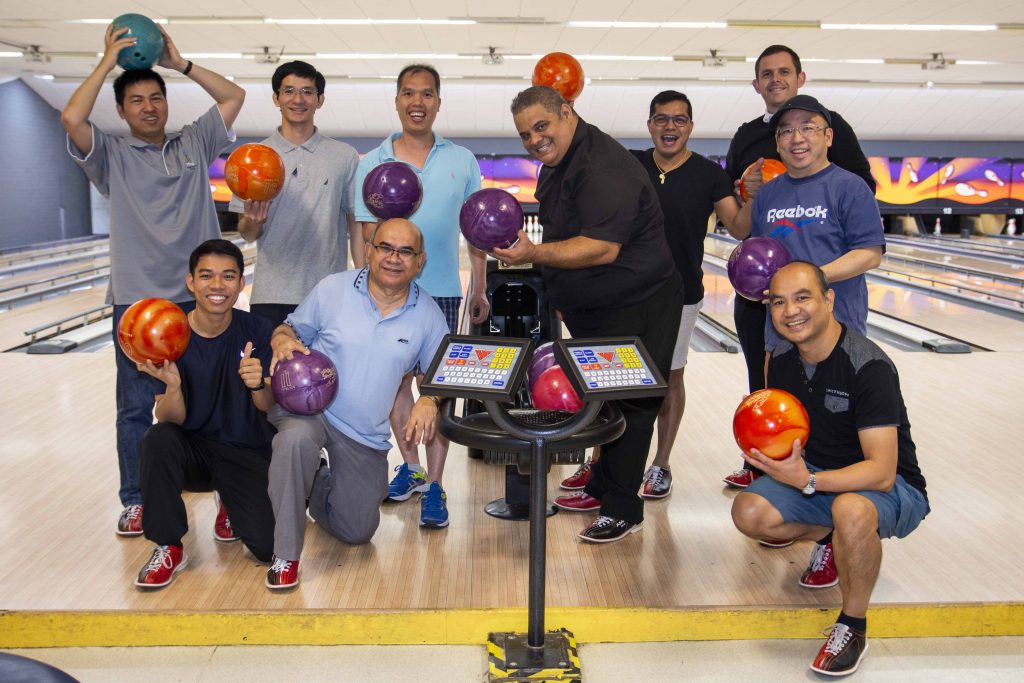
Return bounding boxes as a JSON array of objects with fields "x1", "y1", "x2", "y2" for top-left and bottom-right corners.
[
  {"x1": 100, "y1": 25, "x2": 135, "y2": 73},
  {"x1": 269, "y1": 336, "x2": 309, "y2": 375},
  {"x1": 243, "y1": 199, "x2": 271, "y2": 224}
]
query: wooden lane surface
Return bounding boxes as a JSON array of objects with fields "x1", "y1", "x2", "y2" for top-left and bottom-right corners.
[{"x1": 0, "y1": 347, "x2": 1020, "y2": 612}]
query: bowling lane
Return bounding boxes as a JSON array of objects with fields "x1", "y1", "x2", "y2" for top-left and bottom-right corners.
[
  {"x1": 0, "y1": 288, "x2": 108, "y2": 352},
  {"x1": 885, "y1": 242, "x2": 1024, "y2": 278},
  {"x1": 0, "y1": 257, "x2": 110, "y2": 294},
  {"x1": 878, "y1": 258, "x2": 1024, "y2": 306}
]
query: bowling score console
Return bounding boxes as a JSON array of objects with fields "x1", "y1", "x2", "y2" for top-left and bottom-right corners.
[{"x1": 421, "y1": 335, "x2": 666, "y2": 683}]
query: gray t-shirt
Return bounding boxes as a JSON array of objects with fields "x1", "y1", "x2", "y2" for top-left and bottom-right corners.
[
  {"x1": 68, "y1": 105, "x2": 231, "y2": 304},
  {"x1": 229, "y1": 129, "x2": 359, "y2": 305}
]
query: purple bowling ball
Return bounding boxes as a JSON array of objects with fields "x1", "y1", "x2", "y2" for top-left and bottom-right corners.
[
  {"x1": 362, "y1": 162, "x2": 423, "y2": 220},
  {"x1": 459, "y1": 188, "x2": 524, "y2": 250},
  {"x1": 727, "y1": 236, "x2": 792, "y2": 301},
  {"x1": 527, "y1": 342, "x2": 557, "y2": 389},
  {"x1": 272, "y1": 349, "x2": 339, "y2": 416}
]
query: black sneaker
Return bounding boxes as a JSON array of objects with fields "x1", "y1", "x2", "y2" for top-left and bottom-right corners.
[
  {"x1": 577, "y1": 515, "x2": 642, "y2": 544},
  {"x1": 811, "y1": 623, "x2": 868, "y2": 676}
]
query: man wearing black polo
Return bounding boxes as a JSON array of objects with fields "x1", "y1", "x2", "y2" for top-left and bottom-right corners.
[
  {"x1": 723, "y1": 44, "x2": 875, "y2": 491},
  {"x1": 495, "y1": 86, "x2": 682, "y2": 544}
]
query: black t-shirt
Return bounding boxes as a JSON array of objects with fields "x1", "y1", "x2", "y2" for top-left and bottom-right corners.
[
  {"x1": 630, "y1": 149, "x2": 732, "y2": 304},
  {"x1": 768, "y1": 325, "x2": 926, "y2": 498},
  {"x1": 536, "y1": 118, "x2": 676, "y2": 312},
  {"x1": 177, "y1": 310, "x2": 276, "y2": 451},
  {"x1": 724, "y1": 110, "x2": 876, "y2": 193}
]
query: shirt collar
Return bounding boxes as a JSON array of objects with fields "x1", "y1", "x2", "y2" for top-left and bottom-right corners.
[
  {"x1": 127, "y1": 129, "x2": 181, "y2": 148},
  {"x1": 380, "y1": 131, "x2": 448, "y2": 161},
  {"x1": 352, "y1": 267, "x2": 422, "y2": 313},
  {"x1": 762, "y1": 111, "x2": 774, "y2": 124},
  {"x1": 271, "y1": 127, "x2": 322, "y2": 153}
]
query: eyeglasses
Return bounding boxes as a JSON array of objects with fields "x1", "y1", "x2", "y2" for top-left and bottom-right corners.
[
  {"x1": 650, "y1": 114, "x2": 691, "y2": 127},
  {"x1": 776, "y1": 124, "x2": 827, "y2": 141},
  {"x1": 372, "y1": 242, "x2": 420, "y2": 261},
  {"x1": 277, "y1": 87, "x2": 318, "y2": 98}
]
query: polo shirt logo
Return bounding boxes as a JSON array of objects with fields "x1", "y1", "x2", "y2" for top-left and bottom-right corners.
[
  {"x1": 824, "y1": 389, "x2": 849, "y2": 413},
  {"x1": 397, "y1": 338, "x2": 410, "y2": 344}
]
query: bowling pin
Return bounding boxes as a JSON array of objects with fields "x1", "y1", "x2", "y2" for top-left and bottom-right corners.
[
  {"x1": 905, "y1": 162, "x2": 919, "y2": 183},
  {"x1": 984, "y1": 169, "x2": 1005, "y2": 187},
  {"x1": 1007, "y1": 218, "x2": 1018, "y2": 236},
  {"x1": 941, "y1": 164, "x2": 954, "y2": 184},
  {"x1": 934, "y1": 218, "x2": 941, "y2": 235},
  {"x1": 954, "y1": 182, "x2": 977, "y2": 197}
]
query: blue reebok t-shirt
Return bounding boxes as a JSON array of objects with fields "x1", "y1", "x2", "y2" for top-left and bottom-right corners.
[{"x1": 750, "y1": 164, "x2": 885, "y2": 350}]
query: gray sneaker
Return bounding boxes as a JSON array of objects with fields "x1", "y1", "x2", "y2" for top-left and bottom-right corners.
[{"x1": 640, "y1": 466, "x2": 672, "y2": 499}]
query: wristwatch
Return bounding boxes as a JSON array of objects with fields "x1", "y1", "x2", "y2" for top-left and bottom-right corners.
[
  {"x1": 250, "y1": 378, "x2": 266, "y2": 392},
  {"x1": 801, "y1": 472, "x2": 817, "y2": 496}
]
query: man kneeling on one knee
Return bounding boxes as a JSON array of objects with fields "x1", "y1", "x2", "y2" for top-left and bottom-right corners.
[
  {"x1": 730, "y1": 261, "x2": 929, "y2": 677},
  {"x1": 264, "y1": 218, "x2": 448, "y2": 590}
]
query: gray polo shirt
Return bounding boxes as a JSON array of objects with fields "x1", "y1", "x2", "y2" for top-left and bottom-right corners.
[
  {"x1": 68, "y1": 105, "x2": 231, "y2": 305},
  {"x1": 229, "y1": 129, "x2": 359, "y2": 305}
]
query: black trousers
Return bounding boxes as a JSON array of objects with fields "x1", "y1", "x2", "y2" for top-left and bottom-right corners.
[
  {"x1": 568, "y1": 272, "x2": 683, "y2": 524},
  {"x1": 733, "y1": 295, "x2": 767, "y2": 474},
  {"x1": 250, "y1": 303, "x2": 299, "y2": 329},
  {"x1": 139, "y1": 423, "x2": 275, "y2": 562}
]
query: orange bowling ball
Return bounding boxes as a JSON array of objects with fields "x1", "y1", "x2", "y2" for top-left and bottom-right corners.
[
  {"x1": 739, "y1": 158, "x2": 787, "y2": 202},
  {"x1": 532, "y1": 52, "x2": 585, "y2": 103},
  {"x1": 225, "y1": 143, "x2": 286, "y2": 201},
  {"x1": 117, "y1": 298, "x2": 190, "y2": 366},
  {"x1": 733, "y1": 388, "x2": 810, "y2": 460}
]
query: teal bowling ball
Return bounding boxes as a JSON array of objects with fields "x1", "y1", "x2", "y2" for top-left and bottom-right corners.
[{"x1": 112, "y1": 14, "x2": 165, "y2": 71}]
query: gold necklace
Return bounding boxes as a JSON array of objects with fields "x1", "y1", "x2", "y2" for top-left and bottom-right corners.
[{"x1": 653, "y1": 150, "x2": 691, "y2": 185}]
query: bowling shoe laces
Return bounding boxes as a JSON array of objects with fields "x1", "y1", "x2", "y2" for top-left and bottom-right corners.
[
  {"x1": 577, "y1": 516, "x2": 643, "y2": 544},
  {"x1": 420, "y1": 482, "x2": 450, "y2": 528},
  {"x1": 799, "y1": 542, "x2": 839, "y2": 589},
  {"x1": 116, "y1": 504, "x2": 144, "y2": 536},
  {"x1": 266, "y1": 557, "x2": 300, "y2": 590},
  {"x1": 723, "y1": 469, "x2": 760, "y2": 489},
  {"x1": 135, "y1": 544, "x2": 188, "y2": 589},
  {"x1": 560, "y1": 462, "x2": 593, "y2": 490},
  {"x1": 810, "y1": 623, "x2": 868, "y2": 676},
  {"x1": 387, "y1": 464, "x2": 429, "y2": 502},
  {"x1": 640, "y1": 466, "x2": 672, "y2": 499},
  {"x1": 213, "y1": 492, "x2": 239, "y2": 543}
]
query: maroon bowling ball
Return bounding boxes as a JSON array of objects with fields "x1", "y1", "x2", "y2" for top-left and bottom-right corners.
[
  {"x1": 459, "y1": 188, "x2": 523, "y2": 250},
  {"x1": 362, "y1": 162, "x2": 423, "y2": 220},
  {"x1": 527, "y1": 342, "x2": 557, "y2": 389},
  {"x1": 531, "y1": 366, "x2": 583, "y2": 413},
  {"x1": 272, "y1": 349, "x2": 339, "y2": 416},
  {"x1": 727, "y1": 236, "x2": 792, "y2": 301}
]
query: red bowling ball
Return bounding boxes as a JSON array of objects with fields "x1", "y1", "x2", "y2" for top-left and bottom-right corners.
[
  {"x1": 531, "y1": 366, "x2": 583, "y2": 413},
  {"x1": 733, "y1": 388, "x2": 810, "y2": 460},
  {"x1": 117, "y1": 298, "x2": 190, "y2": 366},
  {"x1": 225, "y1": 143, "x2": 286, "y2": 202},
  {"x1": 740, "y1": 158, "x2": 787, "y2": 202},
  {"x1": 532, "y1": 52, "x2": 585, "y2": 103}
]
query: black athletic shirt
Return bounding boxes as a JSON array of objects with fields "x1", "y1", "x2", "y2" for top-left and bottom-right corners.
[
  {"x1": 768, "y1": 325, "x2": 927, "y2": 498},
  {"x1": 630, "y1": 149, "x2": 732, "y2": 305},
  {"x1": 536, "y1": 118, "x2": 675, "y2": 312}
]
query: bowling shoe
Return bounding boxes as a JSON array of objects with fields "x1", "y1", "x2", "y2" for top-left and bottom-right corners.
[
  {"x1": 577, "y1": 516, "x2": 642, "y2": 544},
  {"x1": 560, "y1": 462, "x2": 593, "y2": 490},
  {"x1": 116, "y1": 504, "x2": 144, "y2": 536},
  {"x1": 213, "y1": 492, "x2": 239, "y2": 543},
  {"x1": 420, "y1": 482, "x2": 450, "y2": 528},
  {"x1": 266, "y1": 557, "x2": 300, "y2": 590},
  {"x1": 723, "y1": 469, "x2": 760, "y2": 489},
  {"x1": 135, "y1": 544, "x2": 188, "y2": 589},
  {"x1": 387, "y1": 463, "x2": 429, "y2": 502},
  {"x1": 553, "y1": 491, "x2": 601, "y2": 512},
  {"x1": 640, "y1": 466, "x2": 672, "y2": 499},
  {"x1": 799, "y1": 542, "x2": 839, "y2": 589},
  {"x1": 810, "y1": 623, "x2": 868, "y2": 676}
]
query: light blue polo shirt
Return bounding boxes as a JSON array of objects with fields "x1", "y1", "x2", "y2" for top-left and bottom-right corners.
[
  {"x1": 354, "y1": 133, "x2": 481, "y2": 298},
  {"x1": 285, "y1": 268, "x2": 448, "y2": 450}
]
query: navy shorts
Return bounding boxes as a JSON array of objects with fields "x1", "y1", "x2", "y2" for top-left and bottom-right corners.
[
  {"x1": 433, "y1": 296, "x2": 462, "y2": 334},
  {"x1": 746, "y1": 466, "x2": 930, "y2": 539}
]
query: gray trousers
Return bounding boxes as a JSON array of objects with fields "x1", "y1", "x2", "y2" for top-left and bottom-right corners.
[{"x1": 268, "y1": 405, "x2": 389, "y2": 561}]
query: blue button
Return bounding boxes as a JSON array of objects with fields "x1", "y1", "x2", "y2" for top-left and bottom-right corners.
[
  {"x1": 463, "y1": 345, "x2": 473, "y2": 351},
  {"x1": 437, "y1": 377, "x2": 445, "y2": 382},
  {"x1": 589, "y1": 382, "x2": 598, "y2": 388},
  {"x1": 459, "y1": 353, "x2": 470, "y2": 358},
  {"x1": 448, "y1": 352, "x2": 458, "y2": 358},
  {"x1": 583, "y1": 349, "x2": 593, "y2": 354},
  {"x1": 573, "y1": 350, "x2": 585, "y2": 356},
  {"x1": 452, "y1": 345, "x2": 462, "y2": 351},
  {"x1": 642, "y1": 378, "x2": 653, "y2": 384},
  {"x1": 492, "y1": 380, "x2": 504, "y2": 386}
]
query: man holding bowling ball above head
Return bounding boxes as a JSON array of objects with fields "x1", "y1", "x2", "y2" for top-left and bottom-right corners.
[
  {"x1": 354, "y1": 64, "x2": 489, "y2": 529},
  {"x1": 723, "y1": 44, "x2": 875, "y2": 491},
  {"x1": 263, "y1": 219, "x2": 448, "y2": 589},
  {"x1": 496, "y1": 85, "x2": 682, "y2": 544},
  {"x1": 230, "y1": 60, "x2": 362, "y2": 328},
  {"x1": 133, "y1": 240, "x2": 277, "y2": 589},
  {"x1": 731, "y1": 261, "x2": 928, "y2": 677},
  {"x1": 62, "y1": 22, "x2": 245, "y2": 537}
]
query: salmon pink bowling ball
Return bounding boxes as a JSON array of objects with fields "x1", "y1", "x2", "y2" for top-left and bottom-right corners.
[
  {"x1": 532, "y1": 52, "x2": 585, "y2": 103},
  {"x1": 740, "y1": 158, "x2": 787, "y2": 202},
  {"x1": 225, "y1": 143, "x2": 286, "y2": 202},
  {"x1": 531, "y1": 365, "x2": 583, "y2": 413},
  {"x1": 272, "y1": 349, "x2": 339, "y2": 416},
  {"x1": 733, "y1": 388, "x2": 810, "y2": 460},
  {"x1": 117, "y1": 298, "x2": 190, "y2": 366}
]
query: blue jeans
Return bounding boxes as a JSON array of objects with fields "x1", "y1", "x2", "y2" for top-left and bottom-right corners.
[{"x1": 112, "y1": 300, "x2": 195, "y2": 506}]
